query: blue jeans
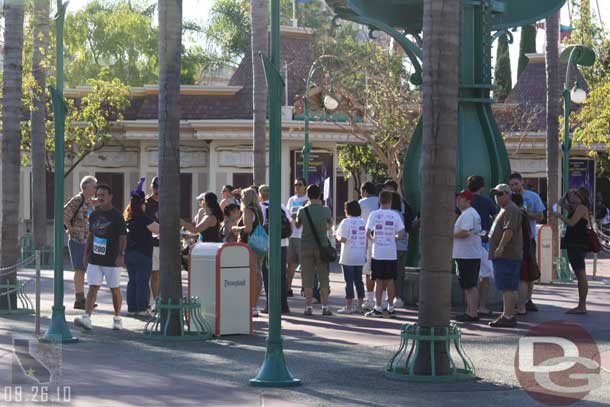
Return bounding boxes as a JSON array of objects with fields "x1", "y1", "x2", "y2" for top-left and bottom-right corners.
[
  {"x1": 125, "y1": 250, "x2": 152, "y2": 313},
  {"x1": 262, "y1": 247, "x2": 289, "y2": 309},
  {"x1": 341, "y1": 265, "x2": 365, "y2": 300}
]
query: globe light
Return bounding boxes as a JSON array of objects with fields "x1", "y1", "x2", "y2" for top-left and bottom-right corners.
[
  {"x1": 570, "y1": 86, "x2": 587, "y2": 105},
  {"x1": 323, "y1": 95, "x2": 340, "y2": 112}
]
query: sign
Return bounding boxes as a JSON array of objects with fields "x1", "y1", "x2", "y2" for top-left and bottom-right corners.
[
  {"x1": 293, "y1": 151, "x2": 333, "y2": 211},
  {"x1": 568, "y1": 159, "x2": 595, "y2": 205}
]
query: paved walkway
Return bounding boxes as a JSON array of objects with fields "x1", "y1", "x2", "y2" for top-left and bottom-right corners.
[{"x1": 0, "y1": 257, "x2": 609, "y2": 406}]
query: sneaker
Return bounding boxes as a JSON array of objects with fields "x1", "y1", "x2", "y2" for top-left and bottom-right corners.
[
  {"x1": 74, "y1": 314, "x2": 92, "y2": 331},
  {"x1": 365, "y1": 309, "x2": 383, "y2": 318},
  {"x1": 455, "y1": 314, "x2": 480, "y2": 322},
  {"x1": 112, "y1": 317, "x2": 123, "y2": 331},
  {"x1": 321, "y1": 308, "x2": 333, "y2": 316},
  {"x1": 127, "y1": 311, "x2": 136, "y2": 317},
  {"x1": 252, "y1": 308, "x2": 259, "y2": 318},
  {"x1": 303, "y1": 307, "x2": 313, "y2": 316},
  {"x1": 135, "y1": 310, "x2": 153, "y2": 320},
  {"x1": 361, "y1": 300, "x2": 374, "y2": 311},
  {"x1": 260, "y1": 307, "x2": 269, "y2": 314},
  {"x1": 393, "y1": 298, "x2": 404, "y2": 308},
  {"x1": 336, "y1": 307, "x2": 353, "y2": 314},
  {"x1": 489, "y1": 316, "x2": 517, "y2": 328},
  {"x1": 525, "y1": 300, "x2": 538, "y2": 312}
]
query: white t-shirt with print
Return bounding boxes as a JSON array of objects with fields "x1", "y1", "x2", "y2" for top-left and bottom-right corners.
[
  {"x1": 365, "y1": 209, "x2": 405, "y2": 261},
  {"x1": 286, "y1": 195, "x2": 308, "y2": 239},
  {"x1": 335, "y1": 217, "x2": 367, "y2": 266},
  {"x1": 358, "y1": 196, "x2": 379, "y2": 223},
  {"x1": 452, "y1": 207, "x2": 482, "y2": 259}
]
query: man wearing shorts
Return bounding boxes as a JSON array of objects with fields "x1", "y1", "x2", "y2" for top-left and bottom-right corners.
[
  {"x1": 63, "y1": 175, "x2": 97, "y2": 309},
  {"x1": 74, "y1": 184, "x2": 127, "y2": 331},
  {"x1": 364, "y1": 191, "x2": 405, "y2": 318},
  {"x1": 296, "y1": 184, "x2": 333, "y2": 316},
  {"x1": 145, "y1": 176, "x2": 160, "y2": 309},
  {"x1": 453, "y1": 189, "x2": 482, "y2": 322},
  {"x1": 286, "y1": 178, "x2": 308, "y2": 297},
  {"x1": 358, "y1": 182, "x2": 379, "y2": 310},
  {"x1": 488, "y1": 184, "x2": 523, "y2": 328}
]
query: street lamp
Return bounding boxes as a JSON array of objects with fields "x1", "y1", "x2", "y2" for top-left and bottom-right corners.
[
  {"x1": 557, "y1": 45, "x2": 595, "y2": 281},
  {"x1": 303, "y1": 55, "x2": 341, "y2": 181}
]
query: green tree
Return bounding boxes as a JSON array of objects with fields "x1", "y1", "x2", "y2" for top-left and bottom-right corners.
[
  {"x1": 494, "y1": 34, "x2": 512, "y2": 101},
  {"x1": 206, "y1": 0, "x2": 251, "y2": 66},
  {"x1": 518, "y1": 25, "x2": 537, "y2": 79},
  {"x1": 571, "y1": 75, "x2": 610, "y2": 149},
  {"x1": 1, "y1": 0, "x2": 26, "y2": 309},
  {"x1": 337, "y1": 144, "x2": 388, "y2": 194}
]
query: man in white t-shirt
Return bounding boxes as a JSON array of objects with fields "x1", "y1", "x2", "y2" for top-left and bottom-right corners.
[
  {"x1": 358, "y1": 182, "x2": 379, "y2": 310},
  {"x1": 286, "y1": 178, "x2": 309, "y2": 297},
  {"x1": 453, "y1": 189, "x2": 482, "y2": 323},
  {"x1": 364, "y1": 191, "x2": 405, "y2": 318}
]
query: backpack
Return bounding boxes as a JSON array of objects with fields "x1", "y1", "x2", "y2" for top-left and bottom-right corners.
[
  {"x1": 263, "y1": 204, "x2": 293, "y2": 239},
  {"x1": 64, "y1": 193, "x2": 85, "y2": 230}
]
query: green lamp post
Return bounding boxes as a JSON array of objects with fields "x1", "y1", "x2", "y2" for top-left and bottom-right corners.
[
  {"x1": 303, "y1": 55, "x2": 341, "y2": 181},
  {"x1": 557, "y1": 45, "x2": 595, "y2": 281},
  {"x1": 250, "y1": 0, "x2": 301, "y2": 388},
  {"x1": 43, "y1": 0, "x2": 77, "y2": 344}
]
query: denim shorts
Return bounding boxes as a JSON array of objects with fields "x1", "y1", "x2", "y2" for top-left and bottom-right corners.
[
  {"x1": 492, "y1": 259, "x2": 520, "y2": 291},
  {"x1": 68, "y1": 239, "x2": 86, "y2": 271}
]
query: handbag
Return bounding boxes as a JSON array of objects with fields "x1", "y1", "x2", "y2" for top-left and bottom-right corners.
[
  {"x1": 304, "y1": 207, "x2": 337, "y2": 263},
  {"x1": 247, "y1": 209, "x2": 269, "y2": 255},
  {"x1": 587, "y1": 214, "x2": 602, "y2": 253}
]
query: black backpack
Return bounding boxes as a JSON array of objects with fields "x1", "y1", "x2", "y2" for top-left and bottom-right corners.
[{"x1": 263, "y1": 204, "x2": 293, "y2": 239}]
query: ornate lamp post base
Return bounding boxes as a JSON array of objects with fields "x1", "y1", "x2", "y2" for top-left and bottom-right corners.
[
  {"x1": 42, "y1": 305, "x2": 78, "y2": 343},
  {"x1": 250, "y1": 338, "x2": 302, "y2": 387}
]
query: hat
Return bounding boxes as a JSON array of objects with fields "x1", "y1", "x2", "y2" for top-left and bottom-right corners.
[
  {"x1": 491, "y1": 184, "x2": 512, "y2": 194},
  {"x1": 455, "y1": 189, "x2": 474, "y2": 201},
  {"x1": 195, "y1": 193, "x2": 205, "y2": 201},
  {"x1": 151, "y1": 176, "x2": 159, "y2": 189},
  {"x1": 130, "y1": 177, "x2": 146, "y2": 203},
  {"x1": 259, "y1": 184, "x2": 270, "y2": 195}
]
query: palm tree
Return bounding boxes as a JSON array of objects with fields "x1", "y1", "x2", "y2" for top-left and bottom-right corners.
[
  {"x1": 545, "y1": 13, "x2": 560, "y2": 273},
  {"x1": 31, "y1": 0, "x2": 50, "y2": 251},
  {"x1": 1, "y1": 0, "x2": 26, "y2": 309},
  {"x1": 416, "y1": 0, "x2": 460, "y2": 374},
  {"x1": 158, "y1": 0, "x2": 183, "y2": 334},
  {"x1": 251, "y1": 0, "x2": 269, "y2": 185}
]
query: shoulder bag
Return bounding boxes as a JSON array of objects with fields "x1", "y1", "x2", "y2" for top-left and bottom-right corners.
[
  {"x1": 586, "y1": 214, "x2": 602, "y2": 253},
  {"x1": 304, "y1": 207, "x2": 337, "y2": 263}
]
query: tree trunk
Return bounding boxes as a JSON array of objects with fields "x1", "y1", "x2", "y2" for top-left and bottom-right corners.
[
  {"x1": 158, "y1": 0, "x2": 183, "y2": 335},
  {"x1": 1, "y1": 0, "x2": 25, "y2": 309},
  {"x1": 545, "y1": 13, "x2": 560, "y2": 275},
  {"x1": 31, "y1": 0, "x2": 50, "y2": 250},
  {"x1": 416, "y1": 0, "x2": 460, "y2": 375},
  {"x1": 518, "y1": 25, "x2": 537, "y2": 79},
  {"x1": 251, "y1": 0, "x2": 269, "y2": 185},
  {"x1": 494, "y1": 34, "x2": 512, "y2": 102}
]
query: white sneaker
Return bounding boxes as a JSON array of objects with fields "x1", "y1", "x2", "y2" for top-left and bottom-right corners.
[
  {"x1": 361, "y1": 300, "x2": 374, "y2": 311},
  {"x1": 74, "y1": 314, "x2": 92, "y2": 331},
  {"x1": 252, "y1": 307, "x2": 259, "y2": 318},
  {"x1": 112, "y1": 317, "x2": 123, "y2": 331},
  {"x1": 393, "y1": 298, "x2": 404, "y2": 308},
  {"x1": 136, "y1": 310, "x2": 153, "y2": 319},
  {"x1": 336, "y1": 307, "x2": 353, "y2": 314}
]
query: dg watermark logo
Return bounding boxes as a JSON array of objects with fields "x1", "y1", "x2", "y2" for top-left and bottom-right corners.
[{"x1": 515, "y1": 320, "x2": 601, "y2": 406}]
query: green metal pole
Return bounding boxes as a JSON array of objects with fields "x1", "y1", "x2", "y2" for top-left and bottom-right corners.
[
  {"x1": 250, "y1": 0, "x2": 300, "y2": 387},
  {"x1": 43, "y1": 0, "x2": 77, "y2": 343}
]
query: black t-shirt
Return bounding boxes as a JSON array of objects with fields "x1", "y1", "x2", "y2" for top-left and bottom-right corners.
[
  {"x1": 145, "y1": 197, "x2": 159, "y2": 247},
  {"x1": 127, "y1": 214, "x2": 154, "y2": 257},
  {"x1": 471, "y1": 194, "x2": 497, "y2": 232},
  {"x1": 88, "y1": 208, "x2": 127, "y2": 267}
]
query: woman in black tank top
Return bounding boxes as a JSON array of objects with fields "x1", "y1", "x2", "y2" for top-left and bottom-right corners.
[
  {"x1": 553, "y1": 189, "x2": 591, "y2": 314},
  {"x1": 181, "y1": 192, "x2": 223, "y2": 243}
]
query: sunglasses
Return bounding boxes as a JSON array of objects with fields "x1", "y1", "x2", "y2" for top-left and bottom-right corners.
[{"x1": 494, "y1": 191, "x2": 508, "y2": 197}]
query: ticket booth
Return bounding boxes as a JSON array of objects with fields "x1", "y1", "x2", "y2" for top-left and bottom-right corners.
[{"x1": 189, "y1": 242, "x2": 252, "y2": 336}]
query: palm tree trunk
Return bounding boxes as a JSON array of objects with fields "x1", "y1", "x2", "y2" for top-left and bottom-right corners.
[
  {"x1": 158, "y1": 0, "x2": 182, "y2": 335},
  {"x1": 31, "y1": 0, "x2": 50, "y2": 250},
  {"x1": 251, "y1": 0, "x2": 269, "y2": 185},
  {"x1": 1, "y1": 0, "x2": 26, "y2": 309},
  {"x1": 545, "y1": 13, "x2": 560, "y2": 273},
  {"x1": 416, "y1": 0, "x2": 460, "y2": 375}
]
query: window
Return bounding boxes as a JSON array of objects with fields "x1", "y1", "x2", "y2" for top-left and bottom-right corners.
[{"x1": 232, "y1": 173, "x2": 254, "y2": 189}]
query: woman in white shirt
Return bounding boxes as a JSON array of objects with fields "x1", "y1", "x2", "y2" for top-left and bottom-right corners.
[{"x1": 334, "y1": 201, "x2": 367, "y2": 313}]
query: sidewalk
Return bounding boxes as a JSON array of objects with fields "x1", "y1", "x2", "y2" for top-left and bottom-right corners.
[{"x1": 0, "y1": 259, "x2": 609, "y2": 407}]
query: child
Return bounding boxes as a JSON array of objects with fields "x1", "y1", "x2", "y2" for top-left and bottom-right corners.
[
  {"x1": 365, "y1": 191, "x2": 405, "y2": 318},
  {"x1": 334, "y1": 200, "x2": 367, "y2": 314},
  {"x1": 221, "y1": 203, "x2": 241, "y2": 243}
]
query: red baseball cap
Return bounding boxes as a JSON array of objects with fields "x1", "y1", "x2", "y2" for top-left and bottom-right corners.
[{"x1": 456, "y1": 189, "x2": 474, "y2": 201}]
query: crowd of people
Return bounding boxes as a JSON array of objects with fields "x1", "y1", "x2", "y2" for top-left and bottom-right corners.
[{"x1": 62, "y1": 170, "x2": 595, "y2": 331}]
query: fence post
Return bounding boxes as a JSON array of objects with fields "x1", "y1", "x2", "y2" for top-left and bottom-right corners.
[{"x1": 35, "y1": 250, "x2": 41, "y2": 337}]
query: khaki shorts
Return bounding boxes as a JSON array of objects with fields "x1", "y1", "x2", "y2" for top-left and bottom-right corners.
[
  {"x1": 152, "y1": 246, "x2": 160, "y2": 271},
  {"x1": 287, "y1": 238, "x2": 301, "y2": 265},
  {"x1": 363, "y1": 242, "x2": 373, "y2": 275},
  {"x1": 300, "y1": 246, "x2": 329, "y2": 290}
]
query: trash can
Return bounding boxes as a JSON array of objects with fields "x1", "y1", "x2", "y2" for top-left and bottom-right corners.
[{"x1": 189, "y1": 242, "x2": 252, "y2": 336}]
